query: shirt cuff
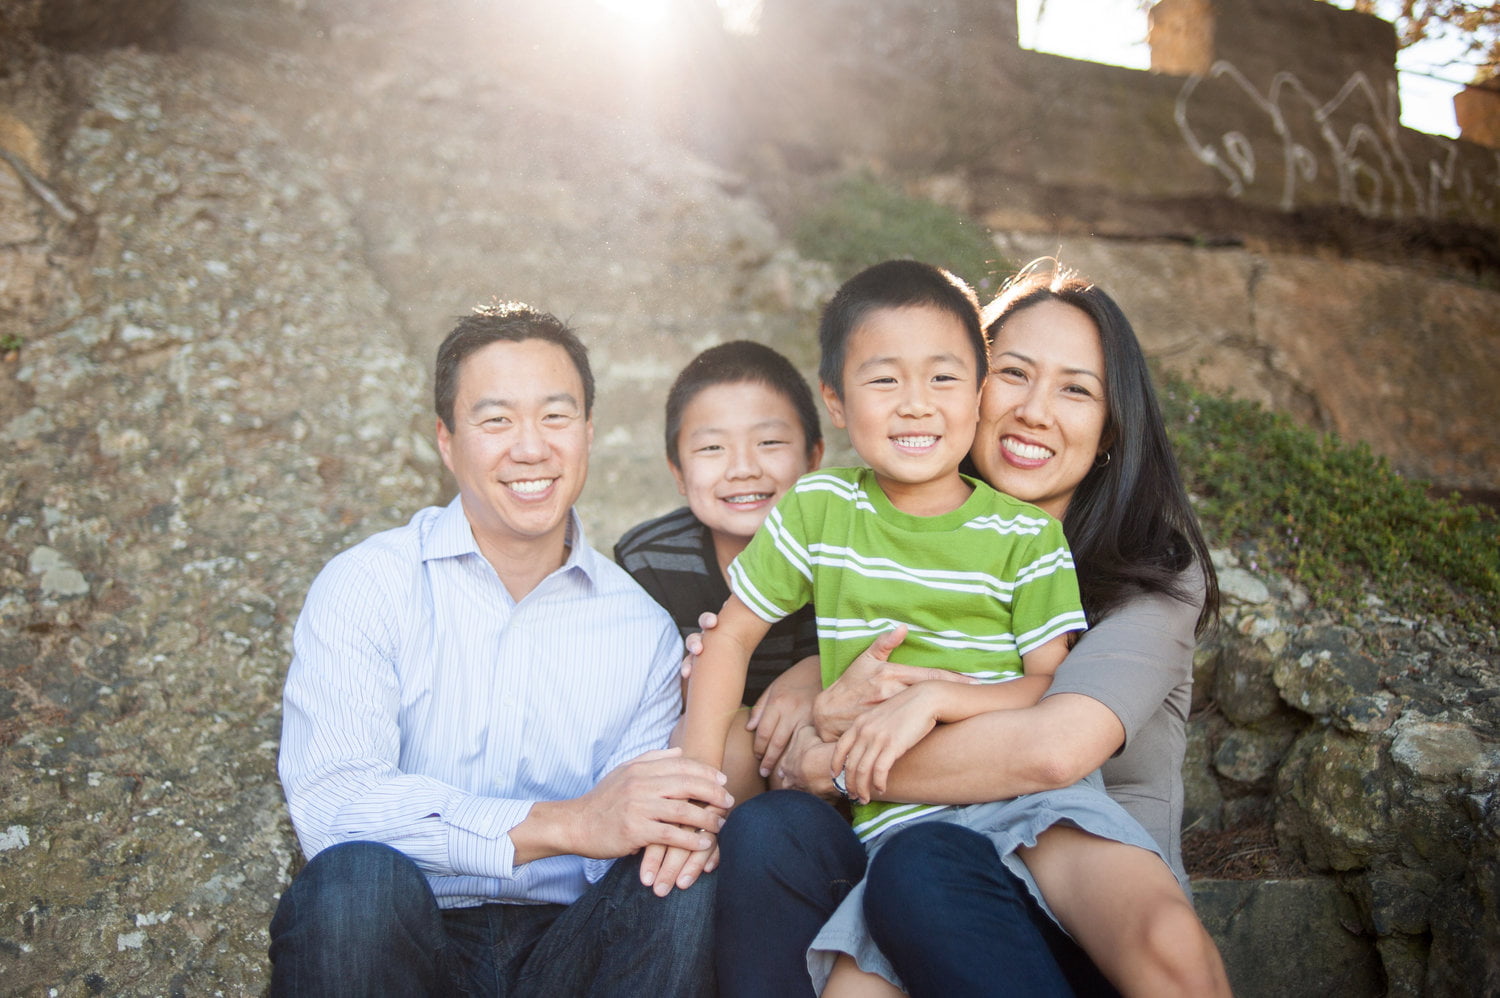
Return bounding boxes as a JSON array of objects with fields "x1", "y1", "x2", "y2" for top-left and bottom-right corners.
[
  {"x1": 445, "y1": 794, "x2": 534, "y2": 880},
  {"x1": 584, "y1": 856, "x2": 618, "y2": 884}
]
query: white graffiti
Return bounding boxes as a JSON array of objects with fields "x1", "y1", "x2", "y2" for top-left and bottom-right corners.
[{"x1": 1176, "y1": 60, "x2": 1499, "y2": 224}]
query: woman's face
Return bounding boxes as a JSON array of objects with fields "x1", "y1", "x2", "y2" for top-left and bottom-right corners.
[{"x1": 972, "y1": 299, "x2": 1109, "y2": 520}]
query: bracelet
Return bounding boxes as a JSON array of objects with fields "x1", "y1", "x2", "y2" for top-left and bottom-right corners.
[{"x1": 831, "y1": 768, "x2": 853, "y2": 802}]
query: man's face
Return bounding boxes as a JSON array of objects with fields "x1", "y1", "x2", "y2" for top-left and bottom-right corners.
[{"x1": 436, "y1": 338, "x2": 593, "y2": 558}]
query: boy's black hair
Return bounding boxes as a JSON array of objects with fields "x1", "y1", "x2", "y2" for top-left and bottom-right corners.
[
  {"x1": 435, "y1": 302, "x2": 594, "y2": 430},
  {"x1": 817, "y1": 260, "x2": 985, "y2": 398},
  {"x1": 665, "y1": 340, "x2": 822, "y2": 467}
]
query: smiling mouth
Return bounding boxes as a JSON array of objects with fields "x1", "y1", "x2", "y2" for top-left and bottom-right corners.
[
  {"x1": 723, "y1": 492, "x2": 772, "y2": 505},
  {"x1": 507, "y1": 478, "x2": 555, "y2": 495},
  {"x1": 1002, "y1": 437, "x2": 1054, "y2": 461},
  {"x1": 893, "y1": 434, "x2": 938, "y2": 449}
]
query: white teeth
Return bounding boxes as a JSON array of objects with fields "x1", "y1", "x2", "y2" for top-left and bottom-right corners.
[
  {"x1": 894, "y1": 435, "x2": 937, "y2": 448},
  {"x1": 508, "y1": 479, "x2": 553, "y2": 495},
  {"x1": 1004, "y1": 438, "x2": 1053, "y2": 460},
  {"x1": 725, "y1": 493, "x2": 771, "y2": 505}
]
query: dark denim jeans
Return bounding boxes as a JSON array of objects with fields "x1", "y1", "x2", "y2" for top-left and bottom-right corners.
[
  {"x1": 268, "y1": 841, "x2": 715, "y2": 997},
  {"x1": 714, "y1": 790, "x2": 867, "y2": 998},
  {"x1": 866, "y1": 821, "x2": 1121, "y2": 998},
  {"x1": 714, "y1": 790, "x2": 1118, "y2": 998}
]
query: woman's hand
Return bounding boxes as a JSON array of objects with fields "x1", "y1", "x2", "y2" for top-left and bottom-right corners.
[
  {"x1": 746, "y1": 656, "x2": 821, "y2": 778},
  {"x1": 813, "y1": 625, "x2": 978, "y2": 740}
]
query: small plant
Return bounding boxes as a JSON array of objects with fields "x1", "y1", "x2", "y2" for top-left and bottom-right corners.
[
  {"x1": 1162, "y1": 375, "x2": 1500, "y2": 625},
  {"x1": 0, "y1": 333, "x2": 22, "y2": 353},
  {"x1": 792, "y1": 173, "x2": 1003, "y2": 291}
]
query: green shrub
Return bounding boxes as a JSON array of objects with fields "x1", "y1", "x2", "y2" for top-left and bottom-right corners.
[
  {"x1": 792, "y1": 173, "x2": 1003, "y2": 292},
  {"x1": 1162, "y1": 376, "x2": 1500, "y2": 625}
]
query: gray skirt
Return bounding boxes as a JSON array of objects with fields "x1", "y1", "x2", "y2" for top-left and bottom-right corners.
[{"x1": 806, "y1": 772, "x2": 1167, "y2": 994}]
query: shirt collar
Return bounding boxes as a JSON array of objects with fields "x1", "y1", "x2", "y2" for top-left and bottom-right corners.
[{"x1": 424, "y1": 495, "x2": 602, "y2": 589}]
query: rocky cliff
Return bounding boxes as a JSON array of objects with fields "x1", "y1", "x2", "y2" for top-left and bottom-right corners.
[{"x1": 1, "y1": 0, "x2": 1496, "y2": 994}]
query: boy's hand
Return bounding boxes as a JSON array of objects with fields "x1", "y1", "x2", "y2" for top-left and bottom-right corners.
[
  {"x1": 774, "y1": 724, "x2": 839, "y2": 797},
  {"x1": 814, "y1": 625, "x2": 977, "y2": 740},
  {"x1": 830, "y1": 684, "x2": 946, "y2": 803},
  {"x1": 680, "y1": 610, "x2": 719, "y2": 680},
  {"x1": 747, "y1": 655, "x2": 821, "y2": 778}
]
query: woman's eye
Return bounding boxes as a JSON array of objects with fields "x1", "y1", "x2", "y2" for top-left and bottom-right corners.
[
  {"x1": 1063, "y1": 384, "x2": 1095, "y2": 398},
  {"x1": 995, "y1": 367, "x2": 1026, "y2": 380}
]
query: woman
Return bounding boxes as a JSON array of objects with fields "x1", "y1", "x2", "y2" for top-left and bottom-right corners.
[{"x1": 714, "y1": 266, "x2": 1222, "y2": 996}]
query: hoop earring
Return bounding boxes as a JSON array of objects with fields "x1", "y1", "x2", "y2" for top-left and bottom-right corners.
[{"x1": 1094, "y1": 451, "x2": 1112, "y2": 468}]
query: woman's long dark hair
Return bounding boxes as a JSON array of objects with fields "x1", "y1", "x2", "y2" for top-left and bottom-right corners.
[{"x1": 982, "y1": 266, "x2": 1220, "y2": 635}]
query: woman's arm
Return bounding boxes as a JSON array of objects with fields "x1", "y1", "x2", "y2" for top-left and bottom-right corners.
[
  {"x1": 830, "y1": 631, "x2": 1071, "y2": 802},
  {"x1": 782, "y1": 586, "x2": 1198, "y2": 805}
]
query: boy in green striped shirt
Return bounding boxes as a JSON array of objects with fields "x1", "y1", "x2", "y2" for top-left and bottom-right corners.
[{"x1": 668, "y1": 259, "x2": 1086, "y2": 841}]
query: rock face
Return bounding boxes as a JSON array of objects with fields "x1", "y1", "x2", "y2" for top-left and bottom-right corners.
[
  {"x1": 736, "y1": 0, "x2": 1500, "y2": 498},
  {"x1": 1186, "y1": 553, "x2": 1500, "y2": 996},
  {"x1": 0, "y1": 0, "x2": 1496, "y2": 994}
]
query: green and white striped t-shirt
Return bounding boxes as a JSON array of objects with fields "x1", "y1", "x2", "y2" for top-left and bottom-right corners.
[{"x1": 728, "y1": 467, "x2": 1086, "y2": 841}]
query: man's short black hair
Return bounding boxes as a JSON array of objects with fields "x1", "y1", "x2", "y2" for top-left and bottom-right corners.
[
  {"x1": 435, "y1": 302, "x2": 595, "y2": 430},
  {"x1": 817, "y1": 260, "x2": 984, "y2": 398},
  {"x1": 664, "y1": 340, "x2": 822, "y2": 467}
]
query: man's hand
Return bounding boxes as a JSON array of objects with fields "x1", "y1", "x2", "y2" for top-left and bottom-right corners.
[
  {"x1": 518, "y1": 748, "x2": 732, "y2": 866},
  {"x1": 813, "y1": 625, "x2": 978, "y2": 740}
]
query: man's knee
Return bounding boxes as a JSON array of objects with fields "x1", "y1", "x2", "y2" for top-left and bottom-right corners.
[
  {"x1": 646, "y1": 868, "x2": 717, "y2": 946},
  {"x1": 272, "y1": 841, "x2": 435, "y2": 948}
]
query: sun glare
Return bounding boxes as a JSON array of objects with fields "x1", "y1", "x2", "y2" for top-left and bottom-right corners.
[{"x1": 594, "y1": 0, "x2": 671, "y2": 24}]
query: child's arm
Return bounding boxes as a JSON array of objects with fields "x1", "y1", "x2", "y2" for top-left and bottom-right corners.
[
  {"x1": 640, "y1": 594, "x2": 771, "y2": 895},
  {"x1": 680, "y1": 595, "x2": 773, "y2": 766},
  {"x1": 832, "y1": 632, "x2": 1072, "y2": 803}
]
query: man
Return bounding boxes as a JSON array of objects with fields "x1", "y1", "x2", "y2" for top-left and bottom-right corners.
[{"x1": 269, "y1": 303, "x2": 730, "y2": 996}]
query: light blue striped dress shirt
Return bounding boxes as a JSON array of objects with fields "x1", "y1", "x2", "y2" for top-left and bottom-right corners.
[{"x1": 278, "y1": 496, "x2": 684, "y2": 908}]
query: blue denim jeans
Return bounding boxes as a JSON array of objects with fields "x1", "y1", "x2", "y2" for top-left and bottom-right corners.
[
  {"x1": 865, "y1": 821, "x2": 1121, "y2": 998},
  {"x1": 714, "y1": 790, "x2": 868, "y2": 998},
  {"x1": 268, "y1": 841, "x2": 715, "y2": 997}
]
